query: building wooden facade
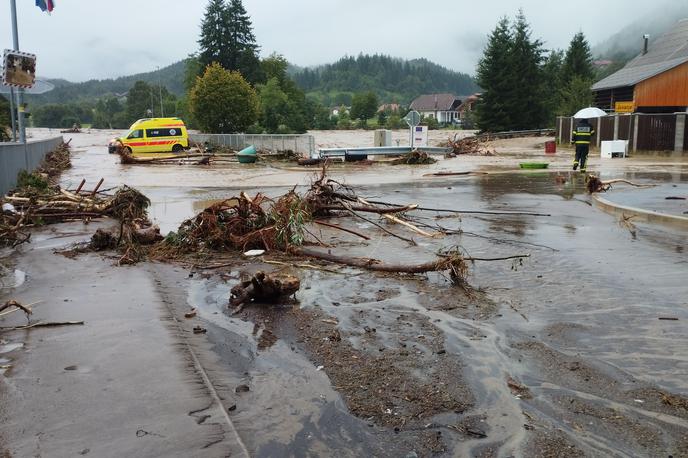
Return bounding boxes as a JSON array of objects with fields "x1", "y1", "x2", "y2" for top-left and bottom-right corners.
[{"x1": 593, "y1": 19, "x2": 688, "y2": 114}]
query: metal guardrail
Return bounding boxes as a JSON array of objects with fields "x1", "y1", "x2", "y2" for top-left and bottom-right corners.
[
  {"x1": 0, "y1": 136, "x2": 63, "y2": 195},
  {"x1": 315, "y1": 146, "x2": 452, "y2": 160},
  {"x1": 474, "y1": 129, "x2": 555, "y2": 140},
  {"x1": 190, "y1": 133, "x2": 315, "y2": 156}
]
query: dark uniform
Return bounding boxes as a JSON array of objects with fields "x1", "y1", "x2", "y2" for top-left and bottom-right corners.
[{"x1": 572, "y1": 120, "x2": 595, "y2": 172}]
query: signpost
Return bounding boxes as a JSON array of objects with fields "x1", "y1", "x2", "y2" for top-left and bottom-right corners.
[
  {"x1": 6, "y1": 0, "x2": 34, "y2": 143},
  {"x1": 2, "y1": 50, "x2": 37, "y2": 88},
  {"x1": 404, "y1": 110, "x2": 421, "y2": 149}
]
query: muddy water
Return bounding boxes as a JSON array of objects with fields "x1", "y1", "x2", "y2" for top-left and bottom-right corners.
[
  {"x1": 53, "y1": 132, "x2": 688, "y2": 455},
  {"x1": 150, "y1": 172, "x2": 688, "y2": 456}
]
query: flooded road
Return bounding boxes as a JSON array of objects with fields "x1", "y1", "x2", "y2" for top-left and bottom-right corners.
[{"x1": 2, "y1": 129, "x2": 688, "y2": 456}]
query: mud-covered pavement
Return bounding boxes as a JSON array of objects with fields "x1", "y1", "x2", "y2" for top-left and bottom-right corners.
[{"x1": 2, "y1": 130, "x2": 688, "y2": 457}]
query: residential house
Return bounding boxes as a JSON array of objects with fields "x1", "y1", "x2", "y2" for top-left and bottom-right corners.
[
  {"x1": 593, "y1": 19, "x2": 688, "y2": 113},
  {"x1": 457, "y1": 94, "x2": 480, "y2": 122},
  {"x1": 409, "y1": 93, "x2": 462, "y2": 124}
]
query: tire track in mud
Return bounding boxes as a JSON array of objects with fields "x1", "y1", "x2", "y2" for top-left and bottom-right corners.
[{"x1": 150, "y1": 267, "x2": 251, "y2": 457}]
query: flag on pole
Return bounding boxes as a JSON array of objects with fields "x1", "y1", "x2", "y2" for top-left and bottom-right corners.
[{"x1": 35, "y1": 0, "x2": 55, "y2": 13}]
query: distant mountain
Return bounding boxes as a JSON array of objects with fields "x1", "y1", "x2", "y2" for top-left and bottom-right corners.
[
  {"x1": 292, "y1": 54, "x2": 479, "y2": 105},
  {"x1": 27, "y1": 60, "x2": 188, "y2": 106},
  {"x1": 25, "y1": 54, "x2": 478, "y2": 108},
  {"x1": 594, "y1": 4, "x2": 688, "y2": 62}
]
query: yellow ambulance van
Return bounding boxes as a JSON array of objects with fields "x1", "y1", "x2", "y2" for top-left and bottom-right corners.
[{"x1": 110, "y1": 118, "x2": 189, "y2": 155}]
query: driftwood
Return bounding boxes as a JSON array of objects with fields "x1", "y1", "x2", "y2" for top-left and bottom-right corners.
[{"x1": 230, "y1": 271, "x2": 301, "y2": 313}]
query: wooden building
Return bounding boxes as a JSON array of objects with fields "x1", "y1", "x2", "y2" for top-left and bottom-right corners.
[{"x1": 593, "y1": 19, "x2": 688, "y2": 113}]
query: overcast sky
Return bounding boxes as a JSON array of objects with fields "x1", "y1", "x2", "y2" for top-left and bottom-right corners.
[{"x1": 0, "y1": 0, "x2": 677, "y2": 82}]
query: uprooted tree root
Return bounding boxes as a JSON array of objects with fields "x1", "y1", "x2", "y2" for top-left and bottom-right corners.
[
  {"x1": 586, "y1": 174, "x2": 657, "y2": 194},
  {"x1": 229, "y1": 271, "x2": 301, "y2": 313}
]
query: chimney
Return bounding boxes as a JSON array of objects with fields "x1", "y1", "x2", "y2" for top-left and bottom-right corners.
[
  {"x1": 643, "y1": 34, "x2": 650, "y2": 55},
  {"x1": 434, "y1": 94, "x2": 438, "y2": 109}
]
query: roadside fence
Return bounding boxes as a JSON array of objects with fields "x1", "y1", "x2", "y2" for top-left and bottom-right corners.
[{"x1": 556, "y1": 113, "x2": 687, "y2": 153}]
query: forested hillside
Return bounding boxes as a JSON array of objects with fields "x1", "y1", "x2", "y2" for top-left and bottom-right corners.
[
  {"x1": 292, "y1": 54, "x2": 479, "y2": 105},
  {"x1": 27, "y1": 60, "x2": 188, "y2": 106}
]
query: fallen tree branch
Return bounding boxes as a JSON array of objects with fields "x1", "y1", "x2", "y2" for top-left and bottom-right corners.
[
  {"x1": 319, "y1": 204, "x2": 417, "y2": 214},
  {"x1": 313, "y1": 220, "x2": 371, "y2": 240},
  {"x1": 342, "y1": 203, "x2": 416, "y2": 245},
  {"x1": 0, "y1": 300, "x2": 33, "y2": 318},
  {"x1": 382, "y1": 214, "x2": 440, "y2": 238},
  {"x1": 359, "y1": 200, "x2": 551, "y2": 217},
  {"x1": 1, "y1": 321, "x2": 84, "y2": 330}
]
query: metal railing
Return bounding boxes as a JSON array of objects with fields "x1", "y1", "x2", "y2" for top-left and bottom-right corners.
[
  {"x1": 0, "y1": 136, "x2": 63, "y2": 195},
  {"x1": 190, "y1": 133, "x2": 315, "y2": 156}
]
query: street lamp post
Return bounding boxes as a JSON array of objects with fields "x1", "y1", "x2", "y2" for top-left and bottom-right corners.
[
  {"x1": 9, "y1": 0, "x2": 26, "y2": 143},
  {"x1": 157, "y1": 66, "x2": 164, "y2": 117}
]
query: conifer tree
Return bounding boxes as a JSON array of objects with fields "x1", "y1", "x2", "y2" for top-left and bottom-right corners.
[
  {"x1": 562, "y1": 32, "x2": 594, "y2": 84},
  {"x1": 475, "y1": 17, "x2": 513, "y2": 132},
  {"x1": 198, "y1": 0, "x2": 263, "y2": 84},
  {"x1": 198, "y1": 0, "x2": 227, "y2": 69},
  {"x1": 508, "y1": 11, "x2": 546, "y2": 130}
]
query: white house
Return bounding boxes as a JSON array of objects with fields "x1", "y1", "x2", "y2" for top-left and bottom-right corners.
[{"x1": 409, "y1": 93, "x2": 462, "y2": 124}]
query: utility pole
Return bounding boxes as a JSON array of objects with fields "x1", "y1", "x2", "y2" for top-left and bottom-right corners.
[
  {"x1": 10, "y1": 0, "x2": 26, "y2": 143},
  {"x1": 157, "y1": 66, "x2": 164, "y2": 117},
  {"x1": 9, "y1": 87, "x2": 17, "y2": 141}
]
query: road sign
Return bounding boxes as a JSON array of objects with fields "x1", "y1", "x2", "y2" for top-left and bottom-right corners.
[
  {"x1": 2, "y1": 49, "x2": 36, "y2": 89},
  {"x1": 404, "y1": 110, "x2": 421, "y2": 127}
]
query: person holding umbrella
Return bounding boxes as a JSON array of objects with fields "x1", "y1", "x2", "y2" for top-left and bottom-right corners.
[
  {"x1": 572, "y1": 118, "x2": 594, "y2": 172},
  {"x1": 571, "y1": 107, "x2": 606, "y2": 173}
]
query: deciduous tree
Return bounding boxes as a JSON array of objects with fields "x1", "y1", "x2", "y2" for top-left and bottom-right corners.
[{"x1": 189, "y1": 62, "x2": 259, "y2": 133}]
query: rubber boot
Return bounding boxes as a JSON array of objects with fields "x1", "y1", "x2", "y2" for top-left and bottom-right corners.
[{"x1": 572, "y1": 161, "x2": 578, "y2": 171}]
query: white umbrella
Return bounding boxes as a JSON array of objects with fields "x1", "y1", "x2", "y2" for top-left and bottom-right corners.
[{"x1": 573, "y1": 107, "x2": 607, "y2": 119}]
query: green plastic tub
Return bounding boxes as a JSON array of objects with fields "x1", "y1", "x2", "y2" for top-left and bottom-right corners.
[{"x1": 519, "y1": 162, "x2": 549, "y2": 169}]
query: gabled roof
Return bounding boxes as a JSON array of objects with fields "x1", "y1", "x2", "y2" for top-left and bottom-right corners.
[
  {"x1": 410, "y1": 93, "x2": 457, "y2": 111},
  {"x1": 593, "y1": 19, "x2": 688, "y2": 91}
]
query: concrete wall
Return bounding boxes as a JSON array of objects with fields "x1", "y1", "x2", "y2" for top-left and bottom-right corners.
[{"x1": 0, "y1": 137, "x2": 63, "y2": 195}]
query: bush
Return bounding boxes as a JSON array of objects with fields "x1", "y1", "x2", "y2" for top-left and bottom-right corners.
[{"x1": 17, "y1": 170, "x2": 49, "y2": 190}]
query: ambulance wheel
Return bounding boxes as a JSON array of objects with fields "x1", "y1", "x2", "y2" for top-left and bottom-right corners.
[
  {"x1": 172, "y1": 144, "x2": 183, "y2": 153},
  {"x1": 123, "y1": 146, "x2": 132, "y2": 155}
]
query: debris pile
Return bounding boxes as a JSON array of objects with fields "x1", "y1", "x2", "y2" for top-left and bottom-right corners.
[
  {"x1": 37, "y1": 141, "x2": 72, "y2": 181},
  {"x1": 391, "y1": 150, "x2": 436, "y2": 165},
  {"x1": 445, "y1": 135, "x2": 495, "y2": 156},
  {"x1": 1, "y1": 170, "x2": 155, "y2": 260},
  {"x1": 60, "y1": 125, "x2": 81, "y2": 134},
  {"x1": 155, "y1": 167, "x2": 528, "y2": 282}
]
